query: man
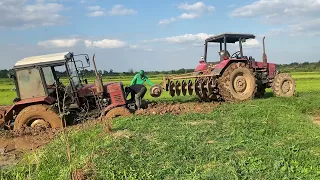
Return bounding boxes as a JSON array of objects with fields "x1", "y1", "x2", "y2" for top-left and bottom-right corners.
[
  {"x1": 127, "y1": 70, "x2": 153, "y2": 110},
  {"x1": 125, "y1": 84, "x2": 147, "y2": 110},
  {"x1": 130, "y1": 70, "x2": 153, "y2": 86}
]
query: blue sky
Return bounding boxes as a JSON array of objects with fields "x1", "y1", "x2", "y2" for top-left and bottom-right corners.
[{"x1": 1, "y1": 0, "x2": 320, "y2": 72}]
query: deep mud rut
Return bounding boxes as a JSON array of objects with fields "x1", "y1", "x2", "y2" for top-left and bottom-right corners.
[
  {"x1": 0, "y1": 127, "x2": 60, "y2": 169},
  {"x1": 0, "y1": 101, "x2": 220, "y2": 169},
  {"x1": 137, "y1": 101, "x2": 220, "y2": 115}
]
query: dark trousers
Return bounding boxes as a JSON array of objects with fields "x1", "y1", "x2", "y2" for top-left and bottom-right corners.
[{"x1": 130, "y1": 86, "x2": 147, "y2": 109}]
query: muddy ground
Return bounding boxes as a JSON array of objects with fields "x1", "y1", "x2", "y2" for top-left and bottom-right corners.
[
  {"x1": 138, "y1": 101, "x2": 220, "y2": 115},
  {"x1": 0, "y1": 101, "x2": 220, "y2": 169}
]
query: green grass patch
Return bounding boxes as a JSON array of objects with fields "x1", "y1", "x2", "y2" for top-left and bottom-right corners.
[
  {"x1": 0, "y1": 72, "x2": 319, "y2": 105},
  {"x1": 2, "y1": 92, "x2": 320, "y2": 179}
]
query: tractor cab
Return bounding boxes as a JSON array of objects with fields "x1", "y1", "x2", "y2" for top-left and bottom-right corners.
[
  {"x1": 1, "y1": 52, "x2": 131, "y2": 130},
  {"x1": 195, "y1": 33, "x2": 256, "y2": 73},
  {"x1": 11, "y1": 52, "x2": 91, "y2": 109}
]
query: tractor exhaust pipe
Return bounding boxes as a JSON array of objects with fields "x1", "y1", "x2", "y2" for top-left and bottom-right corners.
[
  {"x1": 262, "y1": 37, "x2": 268, "y2": 69},
  {"x1": 92, "y1": 54, "x2": 104, "y2": 95},
  {"x1": 92, "y1": 54, "x2": 99, "y2": 77}
]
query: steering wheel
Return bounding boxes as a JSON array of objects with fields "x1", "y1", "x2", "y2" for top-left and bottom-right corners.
[{"x1": 231, "y1": 51, "x2": 241, "y2": 59}]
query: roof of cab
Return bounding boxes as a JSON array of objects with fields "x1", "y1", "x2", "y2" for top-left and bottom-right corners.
[
  {"x1": 205, "y1": 33, "x2": 255, "y2": 43},
  {"x1": 13, "y1": 52, "x2": 73, "y2": 69}
]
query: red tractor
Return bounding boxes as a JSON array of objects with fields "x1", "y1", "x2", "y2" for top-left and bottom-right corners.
[
  {"x1": 0, "y1": 52, "x2": 136, "y2": 130},
  {"x1": 162, "y1": 33, "x2": 296, "y2": 102}
]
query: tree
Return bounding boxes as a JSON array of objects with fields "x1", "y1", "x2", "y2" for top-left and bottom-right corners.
[{"x1": 128, "y1": 68, "x2": 134, "y2": 74}]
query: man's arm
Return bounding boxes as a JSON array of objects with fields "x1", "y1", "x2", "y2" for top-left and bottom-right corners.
[
  {"x1": 145, "y1": 76, "x2": 154, "y2": 86},
  {"x1": 130, "y1": 74, "x2": 138, "y2": 86}
]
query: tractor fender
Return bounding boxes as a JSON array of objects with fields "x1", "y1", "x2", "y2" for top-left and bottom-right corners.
[
  {"x1": 211, "y1": 59, "x2": 249, "y2": 76},
  {"x1": 4, "y1": 96, "x2": 56, "y2": 126}
]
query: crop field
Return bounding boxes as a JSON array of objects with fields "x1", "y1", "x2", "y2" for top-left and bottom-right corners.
[
  {"x1": 1, "y1": 71, "x2": 320, "y2": 179},
  {"x1": 1, "y1": 71, "x2": 320, "y2": 105}
]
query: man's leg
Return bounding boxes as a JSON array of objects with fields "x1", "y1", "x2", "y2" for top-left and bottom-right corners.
[{"x1": 135, "y1": 86, "x2": 147, "y2": 109}]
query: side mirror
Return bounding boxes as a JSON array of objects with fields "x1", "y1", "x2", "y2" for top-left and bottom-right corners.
[{"x1": 86, "y1": 56, "x2": 90, "y2": 66}]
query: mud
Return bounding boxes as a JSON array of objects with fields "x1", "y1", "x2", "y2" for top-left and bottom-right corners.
[
  {"x1": 137, "y1": 101, "x2": 220, "y2": 116},
  {"x1": 0, "y1": 101, "x2": 221, "y2": 169},
  {"x1": 0, "y1": 126, "x2": 61, "y2": 169},
  {"x1": 313, "y1": 115, "x2": 320, "y2": 126}
]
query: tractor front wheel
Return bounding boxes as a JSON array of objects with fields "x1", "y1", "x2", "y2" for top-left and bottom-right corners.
[
  {"x1": 218, "y1": 62, "x2": 257, "y2": 102},
  {"x1": 104, "y1": 107, "x2": 131, "y2": 133},
  {"x1": 272, "y1": 73, "x2": 295, "y2": 97},
  {"x1": 13, "y1": 104, "x2": 63, "y2": 130}
]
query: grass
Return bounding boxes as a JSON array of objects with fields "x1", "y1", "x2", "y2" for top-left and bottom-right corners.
[
  {"x1": 1, "y1": 72, "x2": 320, "y2": 179},
  {"x1": 2, "y1": 92, "x2": 320, "y2": 179},
  {"x1": 1, "y1": 71, "x2": 320, "y2": 105}
]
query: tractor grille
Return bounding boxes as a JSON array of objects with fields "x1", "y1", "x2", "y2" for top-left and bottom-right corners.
[
  {"x1": 114, "y1": 94, "x2": 123, "y2": 103},
  {"x1": 107, "y1": 83, "x2": 126, "y2": 105}
]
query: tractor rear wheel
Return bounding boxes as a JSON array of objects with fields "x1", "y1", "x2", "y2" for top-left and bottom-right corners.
[
  {"x1": 272, "y1": 73, "x2": 295, "y2": 97},
  {"x1": 218, "y1": 62, "x2": 257, "y2": 102},
  {"x1": 104, "y1": 107, "x2": 131, "y2": 133},
  {"x1": 105, "y1": 107, "x2": 131, "y2": 120},
  {"x1": 13, "y1": 104, "x2": 63, "y2": 130}
]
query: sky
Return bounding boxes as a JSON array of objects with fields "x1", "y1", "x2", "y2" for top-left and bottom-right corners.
[{"x1": 1, "y1": 0, "x2": 320, "y2": 72}]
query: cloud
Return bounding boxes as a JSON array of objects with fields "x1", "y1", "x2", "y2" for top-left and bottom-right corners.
[
  {"x1": 178, "y1": 13, "x2": 200, "y2": 20},
  {"x1": 85, "y1": 39, "x2": 128, "y2": 49},
  {"x1": 88, "y1": 5, "x2": 102, "y2": 11},
  {"x1": 0, "y1": 0, "x2": 65, "y2": 28},
  {"x1": 229, "y1": 0, "x2": 320, "y2": 23},
  {"x1": 147, "y1": 33, "x2": 215, "y2": 43},
  {"x1": 87, "y1": 4, "x2": 137, "y2": 17},
  {"x1": 38, "y1": 38, "x2": 81, "y2": 48},
  {"x1": 230, "y1": 0, "x2": 320, "y2": 36},
  {"x1": 177, "y1": 1, "x2": 215, "y2": 13},
  {"x1": 242, "y1": 39, "x2": 260, "y2": 48},
  {"x1": 128, "y1": 45, "x2": 154, "y2": 52},
  {"x1": 87, "y1": 11, "x2": 104, "y2": 17},
  {"x1": 158, "y1": 1, "x2": 215, "y2": 25},
  {"x1": 268, "y1": 18, "x2": 320, "y2": 37},
  {"x1": 158, "y1": 18, "x2": 177, "y2": 25},
  {"x1": 108, "y1": 5, "x2": 137, "y2": 16},
  {"x1": 146, "y1": 33, "x2": 260, "y2": 49}
]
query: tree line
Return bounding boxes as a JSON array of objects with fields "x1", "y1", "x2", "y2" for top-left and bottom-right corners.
[
  {"x1": 0, "y1": 68, "x2": 195, "y2": 78},
  {"x1": 0, "y1": 61, "x2": 319, "y2": 78}
]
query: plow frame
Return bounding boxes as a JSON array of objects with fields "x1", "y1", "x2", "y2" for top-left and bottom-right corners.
[{"x1": 161, "y1": 69, "x2": 220, "y2": 101}]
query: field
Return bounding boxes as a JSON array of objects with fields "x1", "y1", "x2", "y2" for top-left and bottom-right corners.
[{"x1": 1, "y1": 71, "x2": 320, "y2": 179}]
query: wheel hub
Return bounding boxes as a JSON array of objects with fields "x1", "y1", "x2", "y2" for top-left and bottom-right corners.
[
  {"x1": 282, "y1": 80, "x2": 291, "y2": 93},
  {"x1": 234, "y1": 76, "x2": 247, "y2": 93},
  {"x1": 31, "y1": 119, "x2": 50, "y2": 128}
]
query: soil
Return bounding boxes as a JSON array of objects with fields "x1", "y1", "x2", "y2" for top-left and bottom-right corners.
[
  {"x1": 137, "y1": 101, "x2": 220, "y2": 116},
  {"x1": 0, "y1": 101, "x2": 221, "y2": 169},
  {"x1": 313, "y1": 115, "x2": 320, "y2": 126},
  {"x1": 0, "y1": 126, "x2": 61, "y2": 169}
]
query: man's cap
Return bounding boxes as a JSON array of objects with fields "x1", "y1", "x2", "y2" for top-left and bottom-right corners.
[{"x1": 139, "y1": 70, "x2": 145, "y2": 76}]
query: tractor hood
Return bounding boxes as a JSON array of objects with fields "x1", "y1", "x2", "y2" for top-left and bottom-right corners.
[{"x1": 77, "y1": 82, "x2": 123, "y2": 97}]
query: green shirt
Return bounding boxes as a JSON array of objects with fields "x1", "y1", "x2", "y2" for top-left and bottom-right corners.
[{"x1": 130, "y1": 73, "x2": 153, "y2": 86}]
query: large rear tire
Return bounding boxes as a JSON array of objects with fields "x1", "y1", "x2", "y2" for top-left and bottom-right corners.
[
  {"x1": 272, "y1": 73, "x2": 295, "y2": 97},
  {"x1": 13, "y1": 104, "x2": 63, "y2": 130},
  {"x1": 218, "y1": 62, "x2": 257, "y2": 102},
  {"x1": 104, "y1": 107, "x2": 131, "y2": 133}
]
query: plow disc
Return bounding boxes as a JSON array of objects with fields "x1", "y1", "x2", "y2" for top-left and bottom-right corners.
[{"x1": 162, "y1": 72, "x2": 219, "y2": 101}]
